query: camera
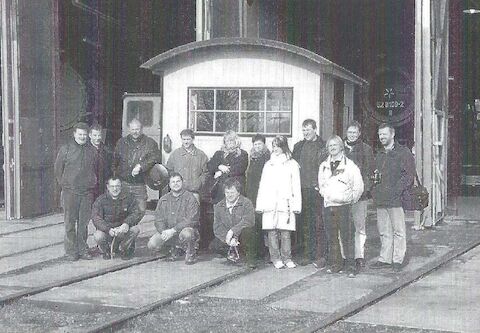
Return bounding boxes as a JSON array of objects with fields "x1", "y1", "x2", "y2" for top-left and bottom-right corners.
[{"x1": 370, "y1": 169, "x2": 382, "y2": 185}]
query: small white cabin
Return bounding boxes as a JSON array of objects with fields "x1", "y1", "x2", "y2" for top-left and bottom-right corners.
[{"x1": 140, "y1": 38, "x2": 367, "y2": 160}]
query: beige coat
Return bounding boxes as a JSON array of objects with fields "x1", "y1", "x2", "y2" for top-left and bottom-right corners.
[{"x1": 256, "y1": 154, "x2": 302, "y2": 231}]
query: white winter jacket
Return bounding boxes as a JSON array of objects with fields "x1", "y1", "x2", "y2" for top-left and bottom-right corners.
[
  {"x1": 256, "y1": 154, "x2": 302, "y2": 231},
  {"x1": 318, "y1": 154, "x2": 364, "y2": 208}
]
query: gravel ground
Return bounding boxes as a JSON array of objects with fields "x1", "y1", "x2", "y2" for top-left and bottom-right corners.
[{"x1": 320, "y1": 321, "x2": 453, "y2": 333}]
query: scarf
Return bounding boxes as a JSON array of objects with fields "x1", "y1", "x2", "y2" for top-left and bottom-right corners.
[{"x1": 250, "y1": 145, "x2": 270, "y2": 160}]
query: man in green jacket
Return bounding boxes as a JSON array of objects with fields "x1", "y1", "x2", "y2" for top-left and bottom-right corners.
[{"x1": 147, "y1": 172, "x2": 200, "y2": 265}]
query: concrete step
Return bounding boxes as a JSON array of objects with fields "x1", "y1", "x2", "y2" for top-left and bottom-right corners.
[{"x1": 27, "y1": 257, "x2": 243, "y2": 311}]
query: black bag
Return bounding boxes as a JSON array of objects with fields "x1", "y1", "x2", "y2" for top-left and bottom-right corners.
[{"x1": 402, "y1": 172, "x2": 429, "y2": 211}]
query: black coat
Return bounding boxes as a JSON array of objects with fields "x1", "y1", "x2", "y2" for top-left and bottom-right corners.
[
  {"x1": 207, "y1": 149, "x2": 248, "y2": 204},
  {"x1": 245, "y1": 150, "x2": 270, "y2": 206},
  {"x1": 372, "y1": 142, "x2": 415, "y2": 208},
  {"x1": 344, "y1": 139, "x2": 375, "y2": 200}
]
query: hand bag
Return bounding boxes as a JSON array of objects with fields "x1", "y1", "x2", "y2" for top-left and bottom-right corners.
[{"x1": 402, "y1": 172, "x2": 429, "y2": 211}]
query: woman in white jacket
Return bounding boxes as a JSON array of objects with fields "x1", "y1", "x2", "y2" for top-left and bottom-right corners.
[{"x1": 256, "y1": 136, "x2": 302, "y2": 269}]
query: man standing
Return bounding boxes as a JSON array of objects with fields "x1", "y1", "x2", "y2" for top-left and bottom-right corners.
[
  {"x1": 166, "y1": 129, "x2": 208, "y2": 202},
  {"x1": 89, "y1": 124, "x2": 113, "y2": 199},
  {"x1": 371, "y1": 123, "x2": 415, "y2": 272},
  {"x1": 210, "y1": 178, "x2": 255, "y2": 266},
  {"x1": 92, "y1": 177, "x2": 143, "y2": 260},
  {"x1": 147, "y1": 172, "x2": 200, "y2": 265},
  {"x1": 344, "y1": 121, "x2": 374, "y2": 271},
  {"x1": 55, "y1": 122, "x2": 98, "y2": 261},
  {"x1": 318, "y1": 136, "x2": 363, "y2": 277},
  {"x1": 292, "y1": 119, "x2": 328, "y2": 267},
  {"x1": 114, "y1": 118, "x2": 160, "y2": 213}
]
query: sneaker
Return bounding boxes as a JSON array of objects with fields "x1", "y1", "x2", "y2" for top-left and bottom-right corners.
[
  {"x1": 312, "y1": 258, "x2": 327, "y2": 269},
  {"x1": 79, "y1": 253, "x2": 93, "y2": 260},
  {"x1": 392, "y1": 263, "x2": 402, "y2": 272},
  {"x1": 285, "y1": 261, "x2": 297, "y2": 269},
  {"x1": 273, "y1": 261, "x2": 285, "y2": 269},
  {"x1": 227, "y1": 246, "x2": 240, "y2": 263},
  {"x1": 370, "y1": 261, "x2": 392, "y2": 269},
  {"x1": 185, "y1": 252, "x2": 196, "y2": 265}
]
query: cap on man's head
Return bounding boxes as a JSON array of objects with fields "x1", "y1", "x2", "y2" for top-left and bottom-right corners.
[{"x1": 74, "y1": 122, "x2": 90, "y2": 132}]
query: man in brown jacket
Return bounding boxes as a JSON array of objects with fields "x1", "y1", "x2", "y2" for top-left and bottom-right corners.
[
  {"x1": 147, "y1": 172, "x2": 200, "y2": 265},
  {"x1": 210, "y1": 178, "x2": 255, "y2": 266}
]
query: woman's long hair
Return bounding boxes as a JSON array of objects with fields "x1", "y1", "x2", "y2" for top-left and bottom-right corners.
[{"x1": 272, "y1": 135, "x2": 292, "y2": 160}]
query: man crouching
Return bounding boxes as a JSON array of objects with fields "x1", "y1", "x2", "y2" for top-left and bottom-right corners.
[
  {"x1": 92, "y1": 177, "x2": 144, "y2": 260},
  {"x1": 147, "y1": 172, "x2": 200, "y2": 265}
]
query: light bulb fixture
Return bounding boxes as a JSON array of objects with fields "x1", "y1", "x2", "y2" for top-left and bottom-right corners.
[{"x1": 463, "y1": 8, "x2": 480, "y2": 14}]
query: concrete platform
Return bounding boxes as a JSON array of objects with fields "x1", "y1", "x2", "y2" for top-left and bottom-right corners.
[
  {"x1": 347, "y1": 246, "x2": 480, "y2": 333},
  {"x1": 270, "y1": 274, "x2": 393, "y2": 314},
  {"x1": 202, "y1": 265, "x2": 317, "y2": 300},
  {"x1": 28, "y1": 258, "x2": 243, "y2": 310},
  {"x1": 0, "y1": 214, "x2": 63, "y2": 236},
  {"x1": 0, "y1": 245, "x2": 64, "y2": 275}
]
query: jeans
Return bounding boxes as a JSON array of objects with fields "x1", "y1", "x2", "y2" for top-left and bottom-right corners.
[
  {"x1": 267, "y1": 229, "x2": 292, "y2": 262},
  {"x1": 376, "y1": 207, "x2": 406, "y2": 264},
  {"x1": 63, "y1": 189, "x2": 93, "y2": 256},
  {"x1": 147, "y1": 227, "x2": 199, "y2": 255},
  {"x1": 94, "y1": 226, "x2": 140, "y2": 255}
]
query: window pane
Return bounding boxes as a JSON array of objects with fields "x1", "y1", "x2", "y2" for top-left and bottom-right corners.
[
  {"x1": 195, "y1": 112, "x2": 214, "y2": 132},
  {"x1": 240, "y1": 112, "x2": 264, "y2": 133},
  {"x1": 216, "y1": 90, "x2": 239, "y2": 110},
  {"x1": 266, "y1": 90, "x2": 292, "y2": 111},
  {"x1": 127, "y1": 101, "x2": 153, "y2": 127},
  {"x1": 241, "y1": 89, "x2": 265, "y2": 110},
  {"x1": 190, "y1": 90, "x2": 214, "y2": 110},
  {"x1": 266, "y1": 112, "x2": 291, "y2": 133},
  {"x1": 216, "y1": 112, "x2": 239, "y2": 132}
]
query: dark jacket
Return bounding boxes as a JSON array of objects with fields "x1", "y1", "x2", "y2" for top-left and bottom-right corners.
[
  {"x1": 344, "y1": 139, "x2": 375, "y2": 200},
  {"x1": 245, "y1": 149, "x2": 270, "y2": 206},
  {"x1": 92, "y1": 143, "x2": 114, "y2": 198},
  {"x1": 213, "y1": 195, "x2": 255, "y2": 242},
  {"x1": 372, "y1": 142, "x2": 415, "y2": 208},
  {"x1": 154, "y1": 190, "x2": 199, "y2": 233},
  {"x1": 91, "y1": 191, "x2": 144, "y2": 233},
  {"x1": 207, "y1": 149, "x2": 248, "y2": 204},
  {"x1": 292, "y1": 136, "x2": 328, "y2": 189},
  {"x1": 54, "y1": 140, "x2": 98, "y2": 194},
  {"x1": 114, "y1": 134, "x2": 160, "y2": 184}
]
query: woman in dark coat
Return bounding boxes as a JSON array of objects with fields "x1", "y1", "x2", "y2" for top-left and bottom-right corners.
[
  {"x1": 245, "y1": 134, "x2": 270, "y2": 263},
  {"x1": 207, "y1": 130, "x2": 249, "y2": 204}
]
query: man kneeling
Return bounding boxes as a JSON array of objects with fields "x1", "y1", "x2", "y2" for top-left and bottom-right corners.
[
  {"x1": 210, "y1": 178, "x2": 255, "y2": 266},
  {"x1": 92, "y1": 177, "x2": 144, "y2": 260},
  {"x1": 147, "y1": 172, "x2": 200, "y2": 265}
]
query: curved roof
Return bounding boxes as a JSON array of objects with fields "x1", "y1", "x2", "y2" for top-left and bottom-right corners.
[{"x1": 141, "y1": 38, "x2": 368, "y2": 86}]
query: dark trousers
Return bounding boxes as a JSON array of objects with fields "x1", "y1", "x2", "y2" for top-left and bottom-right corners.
[
  {"x1": 323, "y1": 205, "x2": 354, "y2": 268},
  {"x1": 199, "y1": 201, "x2": 215, "y2": 250},
  {"x1": 209, "y1": 227, "x2": 256, "y2": 264},
  {"x1": 62, "y1": 189, "x2": 93, "y2": 256},
  {"x1": 94, "y1": 226, "x2": 140, "y2": 255},
  {"x1": 244, "y1": 213, "x2": 267, "y2": 261},
  {"x1": 296, "y1": 188, "x2": 326, "y2": 261}
]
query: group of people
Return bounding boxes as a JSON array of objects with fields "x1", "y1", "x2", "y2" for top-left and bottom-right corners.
[{"x1": 54, "y1": 117, "x2": 416, "y2": 278}]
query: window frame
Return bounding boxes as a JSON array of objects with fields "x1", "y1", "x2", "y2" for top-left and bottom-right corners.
[{"x1": 188, "y1": 87, "x2": 293, "y2": 137}]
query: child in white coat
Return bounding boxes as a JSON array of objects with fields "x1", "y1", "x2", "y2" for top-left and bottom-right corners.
[{"x1": 256, "y1": 136, "x2": 302, "y2": 269}]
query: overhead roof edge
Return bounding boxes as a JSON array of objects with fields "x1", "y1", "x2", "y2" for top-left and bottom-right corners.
[{"x1": 141, "y1": 38, "x2": 368, "y2": 86}]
